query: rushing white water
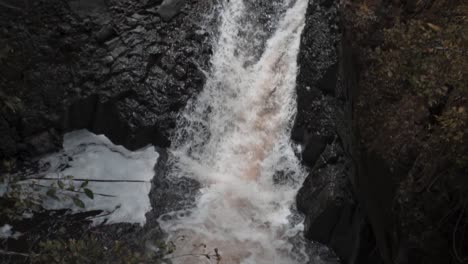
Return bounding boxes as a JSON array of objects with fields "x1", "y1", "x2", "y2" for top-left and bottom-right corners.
[{"x1": 158, "y1": 0, "x2": 310, "y2": 263}]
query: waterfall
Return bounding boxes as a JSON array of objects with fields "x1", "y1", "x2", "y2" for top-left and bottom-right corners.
[{"x1": 158, "y1": 0, "x2": 311, "y2": 263}]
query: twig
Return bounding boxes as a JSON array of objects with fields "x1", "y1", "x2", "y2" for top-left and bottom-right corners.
[
  {"x1": 86, "y1": 206, "x2": 121, "y2": 220},
  {"x1": 23, "y1": 177, "x2": 148, "y2": 183},
  {"x1": 167, "y1": 248, "x2": 221, "y2": 263},
  {"x1": 167, "y1": 253, "x2": 219, "y2": 260},
  {"x1": 453, "y1": 200, "x2": 467, "y2": 263},
  {"x1": 438, "y1": 201, "x2": 462, "y2": 228},
  {"x1": 31, "y1": 183, "x2": 117, "y2": 198},
  {"x1": 0, "y1": 249, "x2": 33, "y2": 258},
  {"x1": 0, "y1": 1, "x2": 23, "y2": 12},
  {"x1": 424, "y1": 173, "x2": 443, "y2": 192}
]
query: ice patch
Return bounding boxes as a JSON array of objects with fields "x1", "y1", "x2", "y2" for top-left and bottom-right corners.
[{"x1": 37, "y1": 130, "x2": 158, "y2": 225}]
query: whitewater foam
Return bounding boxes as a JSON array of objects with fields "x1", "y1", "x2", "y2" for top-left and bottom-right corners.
[{"x1": 158, "y1": 0, "x2": 310, "y2": 263}]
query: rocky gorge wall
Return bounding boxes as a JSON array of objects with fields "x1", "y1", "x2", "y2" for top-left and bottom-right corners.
[
  {"x1": 295, "y1": 0, "x2": 468, "y2": 264},
  {"x1": 1, "y1": 0, "x2": 381, "y2": 262},
  {"x1": 0, "y1": 0, "x2": 213, "y2": 261},
  {"x1": 2, "y1": 0, "x2": 464, "y2": 263},
  {"x1": 0, "y1": 0, "x2": 211, "y2": 168},
  {"x1": 293, "y1": 0, "x2": 380, "y2": 263}
]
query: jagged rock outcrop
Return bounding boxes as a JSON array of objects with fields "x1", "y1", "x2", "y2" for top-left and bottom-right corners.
[
  {"x1": 294, "y1": 1, "x2": 379, "y2": 263},
  {"x1": 0, "y1": 0, "x2": 211, "y2": 261},
  {"x1": 0, "y1": 0, "x2": 211, "y2": 166},
  {"x1": 297, "y1": 0, "x2": 468, "y2": 263}
]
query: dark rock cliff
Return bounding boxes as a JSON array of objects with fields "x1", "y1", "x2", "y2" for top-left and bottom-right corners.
[
  {"x1": 296, "y1": 0, "x2": 468, "y2": 263},
  {"x1": 0, "y1": 0, "x2": 209, "y2": 261},
  {"x1": 294, "y1": 1, "x2": 385, "y2": 263},
  {"x1": 0, "y1": 0, "x2": 210, "y2": 167},
  {"x1": 293, "y1": 1, "x2": 376, "y2": 263}
]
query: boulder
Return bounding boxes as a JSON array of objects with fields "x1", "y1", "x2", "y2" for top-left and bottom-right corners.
[
  {"x1": 24, "y1": 130, "x2": 60, "y2": 156},
  {"x1": 157, "y1": 0, "x2": 185, "y2": 21},
  {"x1": 96, "y1": 25, "x2": 117, "y2": 43}
]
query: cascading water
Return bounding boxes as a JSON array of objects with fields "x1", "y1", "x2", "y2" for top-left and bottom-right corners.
[{"x1": 158, "y1": 0, "x2": 313, "y2": 263}]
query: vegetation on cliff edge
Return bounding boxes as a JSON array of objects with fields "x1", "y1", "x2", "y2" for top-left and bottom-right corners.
[{"x1": 343, "y1": 0, "x2": 467, "y2": 262}]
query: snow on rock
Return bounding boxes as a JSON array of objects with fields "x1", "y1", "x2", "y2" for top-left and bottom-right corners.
[{"x1": 38, "y1": 130, "x2": 159, "y2": 225}]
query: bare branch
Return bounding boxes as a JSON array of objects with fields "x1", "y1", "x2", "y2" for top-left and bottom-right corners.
[
  {"x1": 0, "y1": 249, "x2": 33, "y2": 258},
  {"x1": 22, "y1": 177, "x2": 148, "y2": 183},
  {"x1": 31, "y1": 183, "x2": 117, "y2": 198},
  {"x1": 0, "y1": 1, "x2": 23, "y2": 12}
]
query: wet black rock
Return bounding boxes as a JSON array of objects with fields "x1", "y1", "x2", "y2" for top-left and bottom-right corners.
[
  {"x1": 146, "y1": 148, "x2": 201, "y2": 229},
  {"x1": 0, "y1": 0, "x2": 211, "y2": 161},
  {"x1": 96, "y1": 25, "x2": 117, "y2": 43},
  {"x1": 316, "y1": 62, "x2": 338, "y2": 95},
  {"x1": 157, "y1": 0, "x2": 186, "y2": 21},
  {"x1": 69, "y1": 0, "x2": 109, "y2": 21},
  {"x1": 294, "y1": 1, "x2": 379, "y2": 263},
  {"x1": 24, "y1": 130, "x2": 61, "y2": 157},
  {"x1": 301, "y1": 134, "x2": 330, "y2": 168},
  {"x1": 0, "y1": 116, "x2": 17, "y2": 157}
]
